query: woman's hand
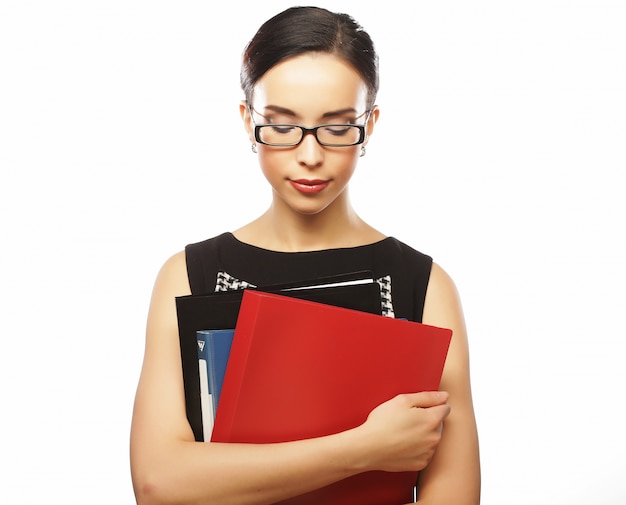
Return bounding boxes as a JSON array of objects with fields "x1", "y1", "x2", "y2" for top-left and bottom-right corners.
[{"x1": 355, "y1": 391, "x2": 451, "y2": 473}]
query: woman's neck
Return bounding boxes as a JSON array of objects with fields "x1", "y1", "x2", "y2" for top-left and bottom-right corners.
[{"x1": 233, "y1": 194, "x2": 385, "y2": 253}]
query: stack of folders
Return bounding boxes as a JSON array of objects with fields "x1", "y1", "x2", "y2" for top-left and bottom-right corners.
[
  {"x1": 176, "y1": 271, "x2": 384, "y2": 442},
  {"x1": 175, "y1": 272, "x2": 452, "y2": 505}
]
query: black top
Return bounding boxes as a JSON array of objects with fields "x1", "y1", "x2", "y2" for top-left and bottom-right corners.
[{"x1": 185, "y1": 232, "x2": 433, "y2": 322}]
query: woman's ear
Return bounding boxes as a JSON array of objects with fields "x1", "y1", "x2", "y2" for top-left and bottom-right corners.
[
  {"x1": 240, "y1": 100, "x2": 255, "y2": 143},
  {"x1": 367, "y1": 106, "x2": 379, "y2": 136},
  {"x1": 364, "y1": 105, "x2": 380, "y2": 145}
]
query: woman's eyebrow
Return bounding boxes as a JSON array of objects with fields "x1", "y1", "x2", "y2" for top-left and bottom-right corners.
[
  {"x1": 264, "y1": 105, "x2": 297, "y2": 117},
  {"x1": 321, "y1": 108, "x2": 358, "y2": 119},
  {"x1": 263, "y1": 105, "x2": 358, "y2": 120}
]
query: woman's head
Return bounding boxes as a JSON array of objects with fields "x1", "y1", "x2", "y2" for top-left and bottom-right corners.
[
  {"x1": 240, "y1": 6, "x2": 379, "y2": 109},
  {"x1": 239, "y1": 7, "x2": 381, "y2": 219}
]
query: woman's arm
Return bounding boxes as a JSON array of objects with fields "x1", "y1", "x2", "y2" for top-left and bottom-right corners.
[
  {"x1": 415, "y1": 263, "x2": 481, "y2": 504},
  {"x1": 130, "y1": 252, "x2": 450, "y2": 505}
]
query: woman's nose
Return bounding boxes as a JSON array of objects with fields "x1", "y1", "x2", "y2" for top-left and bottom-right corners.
[{"x1": 295, "y1": 131, "x2": 324, "y2": 167}]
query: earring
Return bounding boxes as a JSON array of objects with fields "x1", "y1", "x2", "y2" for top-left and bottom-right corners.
[
  {"x1": 360, "y1": 146, "x2": 366, "y2": 157},
  {"x1": 251, "y1": 143, "x2": 258, "y2": 154}
]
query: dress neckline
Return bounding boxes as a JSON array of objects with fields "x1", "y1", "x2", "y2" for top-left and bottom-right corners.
[{"x1": 225, "y1": 232, "x2": 393, "y2": 255}]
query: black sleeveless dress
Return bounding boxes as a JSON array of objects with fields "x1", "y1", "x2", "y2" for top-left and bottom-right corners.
[{"x1": 185, "y1": 233, "x2": 432, "y2": 322}]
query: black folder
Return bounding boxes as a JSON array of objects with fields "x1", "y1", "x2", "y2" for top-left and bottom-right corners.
[{"x1": 176, "y1": 271, "x2": 382, "y2": 441}]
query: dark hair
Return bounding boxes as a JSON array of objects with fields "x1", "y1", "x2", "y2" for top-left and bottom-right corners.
[{"x1": 241, "y1": 6, "x2": 379, "y2": 108}]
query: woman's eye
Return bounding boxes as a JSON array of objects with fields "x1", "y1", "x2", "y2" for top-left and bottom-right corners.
[
  {"x1": 272, "y1": 125, "x2": 296, "y2": 134},
  {"x1": 324, "y1": 125, "x2": 351, "y2": 136}
]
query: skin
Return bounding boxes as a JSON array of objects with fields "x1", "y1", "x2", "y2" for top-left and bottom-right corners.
[{"x1": 130, "y1": 52, "x2": 480, "y2": 505}]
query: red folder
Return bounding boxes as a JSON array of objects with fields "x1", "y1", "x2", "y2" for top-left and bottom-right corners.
[{"x1": 212, "y1": 290, "x2": 452, "y2": 505}]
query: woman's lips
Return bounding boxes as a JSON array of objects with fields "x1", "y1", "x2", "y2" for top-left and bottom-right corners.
[{"x1": 289, "y1": 179, "x2": 329, "y2": 194}]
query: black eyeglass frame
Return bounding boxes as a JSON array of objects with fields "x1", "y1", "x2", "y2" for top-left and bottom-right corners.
[{"x1": 249, "y1": 106, "x2": 372, "y2": 147}]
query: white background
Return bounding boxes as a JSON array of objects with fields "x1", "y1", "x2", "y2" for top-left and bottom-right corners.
[{"x1": 1, "y1": 1, "x2": 625, "y2": 503}]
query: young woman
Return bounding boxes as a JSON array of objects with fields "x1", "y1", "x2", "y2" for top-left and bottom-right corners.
[{"x1": 130, "y1": 6, "x2": 480, "y2": 505}]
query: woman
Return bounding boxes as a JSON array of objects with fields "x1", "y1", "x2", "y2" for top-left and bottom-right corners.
[{"x1": 130, "y1": 6, "x2": 480, "y2": 504}]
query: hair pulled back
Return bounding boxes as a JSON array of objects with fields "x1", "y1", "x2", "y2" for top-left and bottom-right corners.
[{"x1": 241, "y1": 6, "x2": 379, "y2": 108}]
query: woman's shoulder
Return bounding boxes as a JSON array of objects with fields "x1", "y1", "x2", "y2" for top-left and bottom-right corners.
[
  {"x1": 375, "y1": 237, "x2": 433, "y2": 283},
  {"x1": 422, "y1": 261, "x2": 464, "y2": 327},
  {"x1": 382, "y1": 236, "x2": 432, "y2": 260},
  {"x1": 150, "y1": 249, "x2": 191, "y2": 300},
  {"x1": 185, "y1": 232, "x2": 233, "y2": 254},
  {"x1": 428, "y1": 262, "x2": 459, "y2": 295},
  {"x1": 154, "y1": 232, "x2": 233, "y2": 294}
]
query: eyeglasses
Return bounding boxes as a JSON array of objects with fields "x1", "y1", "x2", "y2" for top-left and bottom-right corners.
[{"x1": 250, "y1": 108, "x2": 371, "y2": 147}]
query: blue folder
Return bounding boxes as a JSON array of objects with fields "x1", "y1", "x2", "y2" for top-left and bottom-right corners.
[{"x1": 197, "y1": 329, "x2": 235, "y2": 422}]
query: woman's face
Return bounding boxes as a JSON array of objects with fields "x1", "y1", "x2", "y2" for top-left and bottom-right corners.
[{"x1": 242, "y1": 52, "x2": 378, "y2": 217}]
